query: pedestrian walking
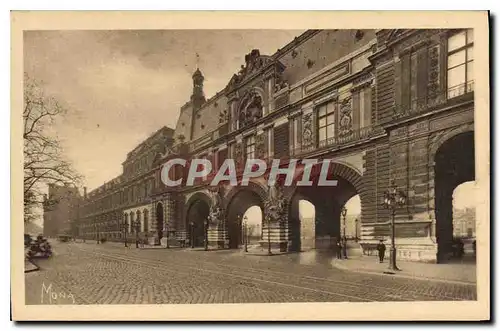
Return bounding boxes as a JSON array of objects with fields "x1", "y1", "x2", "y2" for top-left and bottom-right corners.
[
  {"x1": 336, "y1": 239, "x2": 343, "y2": 259},
  {"x1": 376, "y1": 239, "x2": 386, "y2": 263}
]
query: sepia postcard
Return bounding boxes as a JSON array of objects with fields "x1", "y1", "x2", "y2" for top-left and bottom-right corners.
[{"x1": 11, "y1": 11, "x2": 490, "y2": 321}]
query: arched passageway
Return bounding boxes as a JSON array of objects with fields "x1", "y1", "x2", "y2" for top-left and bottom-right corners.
[
  {"x1": 288, "y1": 163, "x2": 363, "y2": 252},
  {"x1": 242, "y1": 206, "x2": 263, "y2": 245},
  {"x1": 288, "y1": 199, "x2": 315, "y2": 251},
  {"x1": 434, "y1": 131, "x2": 475, "y2": 263},
  {"x1": 452, "y1": 182, "x2": 476, "y2": 238},
  {"x1": 343, "y1": 195, "x2": 361, "y2": 240},
  {"x1": 225, "y1": 187, "x2": 265, "y2": 249},
  {"x1": 186, "y1": 198, "x2": 210, "y2": 247}
]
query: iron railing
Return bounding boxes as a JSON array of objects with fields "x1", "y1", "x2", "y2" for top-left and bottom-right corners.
[
  {"x1": 393, "y1": 81, "x2": 474, "y2": 120},
  {"x1": 291, "y1": 125, "x2": 381, "y2": 156}
]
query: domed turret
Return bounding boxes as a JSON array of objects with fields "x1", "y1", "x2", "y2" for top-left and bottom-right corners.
[{"x1": 191, "y1": 68, "x2": 206, "y2": 110}]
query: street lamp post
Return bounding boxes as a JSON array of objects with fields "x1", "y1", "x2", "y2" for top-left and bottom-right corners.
[
  {"x1": 266, "y1": 215, "x2": 272, "y2": 256},
  {"x1": 133, "y1": 220, "x2": 140, "y2": 248},
  {"x1": 354, "y1": 218, "x2": 359, "y2": 242},
  {"x1": 341, "y1": 206, "x2": 348, "y2": 259},
  {"x1": 381, "y1": 180, "x2": 407, "y2": 272},
  {"x1": 122, "y1": 219, "x2": 128, "y2": 247},
  {"x1": 236, "y1": 214, "x2": 241, "y2": 247},
  {"x1": 95, "y1": 224, "x2": 99, "y2": 244},
  {"x1": 190, "y1": 221, "x2": 195, "y2": 249},
  {"x1": 204, "y1": 217, "x2": 209, "y2": 251},
  {"x1": 243, "y1": 216, "x2": 248, "y2": 253},
  {"x1": 164, "y1": 224, "x2": 169, "y2": 249}
]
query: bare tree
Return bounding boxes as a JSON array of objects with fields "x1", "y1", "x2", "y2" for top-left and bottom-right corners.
[{"x1": 23, "y1": 74, "x2": 82, "y2": 223}]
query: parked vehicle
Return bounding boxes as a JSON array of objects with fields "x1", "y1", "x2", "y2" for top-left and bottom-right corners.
[
  {"x1": 27, "y1": 235, "x2": 52, "y2": 258},
  {"x1": 24, "y1": 234, "x2": 33, "y2": 248},
  {"x1": 58, "y1": 234, "x2": 72, "y2": 242}
]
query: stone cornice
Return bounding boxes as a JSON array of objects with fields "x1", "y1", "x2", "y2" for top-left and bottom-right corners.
[{"x1": 380, "y1": 98, "x2": 474, "y2": 132}]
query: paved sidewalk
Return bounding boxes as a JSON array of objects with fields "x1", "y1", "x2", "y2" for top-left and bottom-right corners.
[
  {"x1": 331, "y1": 255, "x2": 477, "y2": 285},
  {"x1": 25, "y1": 258, "x2": 39, "y2": 273},
  {"x1": 234, "y1": 244, "x2": 290, "y2": 257}
]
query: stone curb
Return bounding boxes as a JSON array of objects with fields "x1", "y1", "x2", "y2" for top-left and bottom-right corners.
[
  {"x1": 24, "y1": 258, "x2": 40, "y2": 273},
  {"x1": 331, "y1": 261, "x2": 477, "y2": 286}
]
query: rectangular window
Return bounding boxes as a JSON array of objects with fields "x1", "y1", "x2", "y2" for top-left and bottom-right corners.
[
  {"x1": 317, "y1": 100, "x2": 337, "y2": 147},
  {"x1": 447, "y1": 29, "x2": 474, "y2": 98},
  {"x1": 245, "y1": 135, "x2": 255, "y2": 160}
]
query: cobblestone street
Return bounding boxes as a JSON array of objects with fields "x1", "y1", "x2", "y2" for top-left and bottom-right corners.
[{"x1": 25, "y1": 241, "x2": 477, "y2": 305}]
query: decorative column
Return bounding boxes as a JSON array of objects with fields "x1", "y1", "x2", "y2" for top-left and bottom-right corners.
[
  {"x1": 207, "y1": 187, "x2": 227, "y2": 249},
  {"x1": 262, "y1": 182, "x2": 288, "y2": 253}
]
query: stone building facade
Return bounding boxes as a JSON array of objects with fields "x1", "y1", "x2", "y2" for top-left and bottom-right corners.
[
  {"x1": 75, "y1": 29, "x2": 475, "y2": 263},
  {"x1": 77, "y1": 126, "x2": 176, "y2": 244}
]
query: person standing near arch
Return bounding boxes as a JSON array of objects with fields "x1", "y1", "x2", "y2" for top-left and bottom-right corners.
[
  {"x1": 336, "y1": 239, "x2": 343, "y2": 259},
  {"x1": 377, "y1": 239, "x2": 386, "y2": 263}
]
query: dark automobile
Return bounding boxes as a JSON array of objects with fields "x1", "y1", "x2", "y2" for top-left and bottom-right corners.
[
  {"x1": 26, "y1": 234, "x2": 52, "y2": 258},
  {"x1": 58, "y1": 234, "x2": 72, "y2": 242}
]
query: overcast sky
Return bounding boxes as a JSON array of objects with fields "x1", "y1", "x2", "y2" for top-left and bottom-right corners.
[
  {"x1": 24, "y1": 29, "x2": 304, "y2": 191},
  {"x1": 24, "y1": 29, "x2": 475, "y2": 215}
]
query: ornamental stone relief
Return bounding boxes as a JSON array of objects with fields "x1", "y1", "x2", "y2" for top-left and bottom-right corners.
[
  {"x1": 302, "y1": 113, "x2": 314, "y2": 148},
  {"x1": 338, "y1": 97, "x2": 353, "y2": 137},
  {"x1": 234, "y1": 142, "x2": 243, "y2": 167},
  {"x1": 427, "y1": 45, "x2": 442, "y2": 105},
  {"x1": 238, "y1": 89, "x2": 263, "y2": 129},
  {"x1": 227, "y1": 49, "x2": 273, "y2": 90},
  {"x1": 255, "y1": 133, "x2": 266, "y2": 159}
]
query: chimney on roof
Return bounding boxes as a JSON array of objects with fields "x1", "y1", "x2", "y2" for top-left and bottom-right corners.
[{"x1": 83, "y1": 187, "x2": 87, "y2": 199}]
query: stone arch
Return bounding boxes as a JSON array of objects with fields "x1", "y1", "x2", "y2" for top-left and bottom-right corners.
[
  {"x1": 223, "y1": 181, "x2": 268, "y2": 211},
  {"x1": 431, "y1": 128, "x2": 474, "y2": 263},
  {"x1": 184, "y1": 191, "x2": 213, "y2": 223},
  {"x1": 184, "y1": 191, "x2": 212, "y2": 247},
  {"x1": 287, "y1": 162, "x2": 365, "y2": 251},
  {"x1": 429, "y1": 123, "x2": 474, "y2": 159},
  {"x1": 288, "y1": 161, "x2": 364, "y2": 199},
  {"x1": 252, "y1": 86, "x2": 268, "y2": 115},
  {"x1": 427, "y1": 124, "x2": 475, "y2": 220},
  {"x1": 237, "y1": 88, "x2": 264, "y2": 129},
  {"x1": 224, "y1": 181, "x2": 268, "y2": 249}
]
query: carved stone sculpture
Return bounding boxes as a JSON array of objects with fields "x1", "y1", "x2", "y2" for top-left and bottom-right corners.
[
  {"x1": 238, "y1": 89, "x2": 263, "y2": 129},
  {"x1": 339, "y1": 97, "x2": 353, "y2": 137},
  {"x1": 264, "y1": 182, "x2": 286, "y2": 224},
  {"x1": 255, "y1": 133, "x2": 266, "y2": 159},
  {"x1": 302, "y1": 113, "x2": 314, "y2": 147}
]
